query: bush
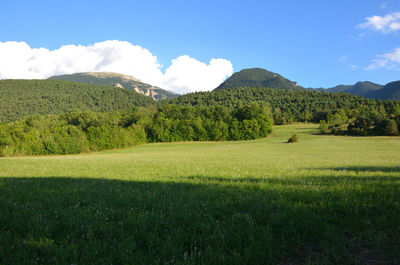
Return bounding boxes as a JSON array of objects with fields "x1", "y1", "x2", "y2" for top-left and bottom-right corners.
[
  {"x1": 319, "y1": 120, "x2": 329, "y2": 134},
  {"x1": 287, "y1": 134, "x2": 298, "y2": 143}
]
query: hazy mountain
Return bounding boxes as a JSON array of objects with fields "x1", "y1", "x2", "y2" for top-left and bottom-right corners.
[
  {"x1": 326, "y1": 81, "x2": 383, "y2": 97},
  {"x1": 215, "y1": 68, "x2": 302, "y2": 90},
  {"x1": 326, "y1": 84, "x2": 352, "y2": 93},
  {"x1": 49, "y1": 72, "x2": 178, "y2": 100},
  {"x1": 367, "y1": 81, "x2": 400, "y2": 100},
  {"x1": 323, "y1": 81, "x2": 400, "y2": 100}
]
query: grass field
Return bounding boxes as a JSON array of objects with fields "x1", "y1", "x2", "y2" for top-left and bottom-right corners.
[{"x1": 0, "y1": 124, "x2": 399, "y2": 264}]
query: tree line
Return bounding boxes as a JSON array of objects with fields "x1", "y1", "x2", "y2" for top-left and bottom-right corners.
[
  {"x1": 0, "y1": 104, "x2": 272, "y2": 156},
  {"x1": 319, "y1": 105, "x2": 400, "y2": 136},
  {"x1": 1, "y1": 82, "x2": 399, "y2": 157},
  {"x1": 167, "y1": 86, "x2": 400, "y2": 136}
]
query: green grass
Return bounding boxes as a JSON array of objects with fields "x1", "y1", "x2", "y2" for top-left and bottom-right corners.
[{"x1": 0, "y1": 124, "x2": 399, "y2": 264}]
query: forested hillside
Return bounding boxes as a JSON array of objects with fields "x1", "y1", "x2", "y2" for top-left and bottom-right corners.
[
  {"x1": 0, "y1": 79, "x2": 154, "y2": 122},
  {"x1": 168, "y1": 86, "x2": 400, "y2": 135},
  {"x1": 216, "y1": 68, "x2": 400, "y2": 101},
  {"x1": 50, "y1": 72, "x2": 178, "y2": 100},
  {"x1": 169, "y1": 86, "x2": 376, "y2": 122},
  {"x1": 368, "y1": 81, "x2": 400, "y2": 100},
  {"x1": 325, "y1": 81, "x2": 400, "y2": 100},
  {"x1": 327, "y1": 81, "x2": 383, "y2": 96},
  {"x1": 215, "y1": 68, "x2": 301, "y2": 90}
]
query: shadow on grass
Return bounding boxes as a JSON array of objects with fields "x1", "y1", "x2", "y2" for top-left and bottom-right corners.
[{"x1": 0, "y1": 176, "x2": 398, "y2": 265}]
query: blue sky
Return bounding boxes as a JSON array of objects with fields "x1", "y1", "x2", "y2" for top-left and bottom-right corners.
[{"x1": 1, "y1": 0, "x2": 400, "y2": 92}]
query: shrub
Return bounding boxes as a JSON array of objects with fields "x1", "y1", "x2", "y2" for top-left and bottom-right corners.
[
  {"x1": 319, "y1": 120, "x2": 329, "y2": 134},
  {"x1": 287, "y1": 134, "x2": 298, "y2": 143}
]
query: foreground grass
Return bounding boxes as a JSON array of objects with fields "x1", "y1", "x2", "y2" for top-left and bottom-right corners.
[{"x1": 0, "y1": 124, "x2": 399, "y2": 264}]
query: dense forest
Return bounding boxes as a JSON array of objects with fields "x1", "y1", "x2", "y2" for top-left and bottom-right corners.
[
  {"x1": 50, "y1": 72, "x2": 178, "y2": 100},
  {"x1": 0, "y1": 79, "x2": 154, "y2": 122},
  {"x1": 1, "y1": 79, "x2": 400, "y2": 156},
  {"x1": 167, "y1": 86, "x2": 400, "y2": 136},
  {"x1": 0, "y1": 104, "x2": 272, "y2": 156}
]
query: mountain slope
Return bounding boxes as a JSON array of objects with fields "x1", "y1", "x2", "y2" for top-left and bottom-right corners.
[
  {"x1": 0, "y1": 79, "x2": 154, "y2": 122},
  {"x1": 327, "y1": 81, "x2": 383, "y2": 97},
  {"x1": 367, "y1": 81, "x2": 400, "y2": 100},
  {"x1": 327, "y1": 84, "x2": 352, "y2": 93},
  {"x1": 215, "y1": 68, "x2": 301, "y2": 90},
  {"x1": 50, "y1": 72, "x2": 178, "y2": 100}
]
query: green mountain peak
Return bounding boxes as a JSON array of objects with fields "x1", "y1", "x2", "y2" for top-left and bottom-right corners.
[{"x1": 215, "y1": 68, "x2": 301, "y2": 91}]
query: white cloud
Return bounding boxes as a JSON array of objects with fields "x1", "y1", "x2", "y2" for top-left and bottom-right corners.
[
  {"x1": 358, "y1": 11, "x2": 400, "y2": 33},
  {"x1": 0, "y1": 40, "x2": 233, "y2": 94},
  {"x1": 366, "y1": 47, "x2": 400, "y2": 70},
  {"x1": 161, "y1": 56, "x2": 234, "y2": 94}
]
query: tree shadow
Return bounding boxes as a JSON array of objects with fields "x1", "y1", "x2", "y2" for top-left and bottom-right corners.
[{"x1": 0, "y1": 176, "x2": 398, "y2": 264}]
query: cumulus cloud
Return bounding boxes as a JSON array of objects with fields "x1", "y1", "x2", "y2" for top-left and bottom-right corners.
[
  {"x1": 161, "y1": 56, "x2": 233, "y2": 94},
  {"x1": 366, "y1": 47, "x2": 400, "y2": 70},
  {"x1": 0, "y1": 40, "x2": 233, "y2": 94},
  {"x1": 358, "y1": 11, "x2": 400, "y2": 33}
]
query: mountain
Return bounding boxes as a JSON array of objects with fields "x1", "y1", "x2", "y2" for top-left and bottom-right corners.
[
  {"x1": 49, "y1": 72, "x2": 178, "y2": 100},
  {"x1": 367, "y1": 81, "x2": 400, "y2": 100},
  {"x1": 215, "y1": 68, "x2": 302, "y2": 90},
  {"x1": 326, "y1": 81, "x2": 383, "y2": 97},
  {"x1": 324, "y1": 81, "x2": 400, "y2": 100},
  {"x1": 213, "y1": 68, "x2": 399, "y2": 100},
  {"x1": 326, "y1": 84, "x2": 352, "y2": 93},
  {"x1": 0, "y1": 79, "x2": 154, "y2": 122}
]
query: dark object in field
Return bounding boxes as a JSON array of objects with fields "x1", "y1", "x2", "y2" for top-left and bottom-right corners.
[{"x1": 287, "y1": 134, "x2": 299, "y2": 143}]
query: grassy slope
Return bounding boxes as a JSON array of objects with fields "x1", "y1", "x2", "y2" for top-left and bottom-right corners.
[{"x1": 0, "y1": 124, "x2": 399, "y2": 264}]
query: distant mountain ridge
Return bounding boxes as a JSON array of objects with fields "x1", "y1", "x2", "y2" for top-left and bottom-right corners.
[
  {"x1": 215, "y1": 68, "x2": 302, "y2": 91},
  {"x1": 215, "y1": 68, "x2": 400, "y2": 101},
  {"x1": 325, "y1": 81, "x2": 400, "y2": 100},
  {"x1": 370, "y1": 81, "x2": 400, "y2": 100},
  {"x1": 49, "y1": 72, "x2": 178, "y2": 100},
  {"x1": 326, "y1": 81, "x2": 383, "y2": 97}
]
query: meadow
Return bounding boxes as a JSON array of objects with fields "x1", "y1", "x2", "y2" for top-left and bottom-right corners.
[{"x1": 0, "y1": 124, "x2": 399, "y2": 264}]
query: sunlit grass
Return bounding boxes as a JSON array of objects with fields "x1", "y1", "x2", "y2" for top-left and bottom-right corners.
[{"x1": 0, "y1": 124, "x2": 399, "y2": 264}]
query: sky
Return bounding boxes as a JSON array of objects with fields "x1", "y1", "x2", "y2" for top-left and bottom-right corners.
[{"x1": 1, "y1": 0, "x2": 400, "y2": 94}]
